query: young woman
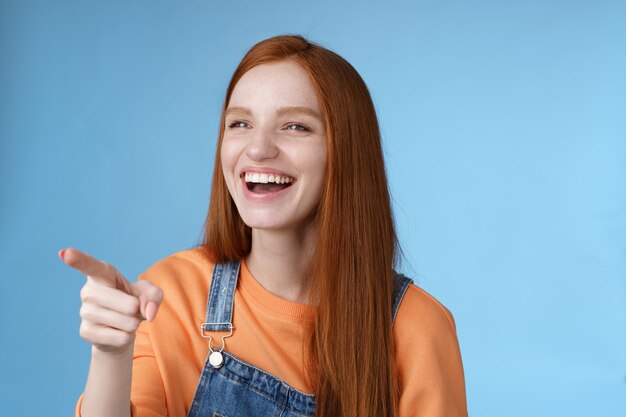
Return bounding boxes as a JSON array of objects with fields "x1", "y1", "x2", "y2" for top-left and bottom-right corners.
[{"x1": 60, "y1": 34, "x2": 468, "y2": 417}]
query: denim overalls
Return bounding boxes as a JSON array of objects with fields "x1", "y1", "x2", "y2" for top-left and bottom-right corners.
[{"x1": 186, "y1": 260, "x2": 413, "y2": 417}]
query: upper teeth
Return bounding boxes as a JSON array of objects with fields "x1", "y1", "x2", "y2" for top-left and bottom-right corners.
[{"x1": 244, "y1": 172, "x2": 294, "y2": 184}]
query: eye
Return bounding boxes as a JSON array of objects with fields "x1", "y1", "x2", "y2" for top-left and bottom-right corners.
[
  {"x1": 227, "y1": 120, "x2": 250, "y2": 129},
  {"x1": 285, "y1": 123, "x2": 310, "y2": 132}
]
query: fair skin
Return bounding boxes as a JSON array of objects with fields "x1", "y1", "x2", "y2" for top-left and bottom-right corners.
[
  {"x1": 60, "y1": 58, "x2": 326, "y2": 416},
  {"x1": 59, "y1": 248, "x2": 163, "y2": 417},
  {"x1": 222, "y1": 58, "x2": 327, "y2": 303}
]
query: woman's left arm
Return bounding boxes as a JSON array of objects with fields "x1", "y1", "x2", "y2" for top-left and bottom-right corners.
[{"x1": 393, "y1": 285, "x2": 468, "y2": 417}]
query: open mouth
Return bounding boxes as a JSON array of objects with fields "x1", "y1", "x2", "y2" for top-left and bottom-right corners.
[{"x1": 242, "y1": 172, "x2": 296, "y2": 193}]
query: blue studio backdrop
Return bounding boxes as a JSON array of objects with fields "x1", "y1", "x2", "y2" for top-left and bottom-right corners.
[{"x1": 1, "y1": 1, "x2": 625, "y2": 416}]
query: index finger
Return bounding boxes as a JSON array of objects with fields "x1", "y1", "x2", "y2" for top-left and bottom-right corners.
[{"x1": 59, "y1": 247, "x2": 120, "y2": 288}]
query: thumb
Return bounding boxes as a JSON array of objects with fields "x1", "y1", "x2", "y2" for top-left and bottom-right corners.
[{"x1": 131, "y1": 280, "x2": 164, "y2": 321}]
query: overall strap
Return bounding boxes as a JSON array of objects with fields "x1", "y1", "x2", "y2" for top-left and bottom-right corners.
[
  {"x1": 201, "y1": 259, "x2": 241, "y2": 332},
  {"x1": 392, "y1": 271, "x2": 413, "y2": 323},
  {"x1": 202, "y1": 261, "x2": 411, "y2": 328}
]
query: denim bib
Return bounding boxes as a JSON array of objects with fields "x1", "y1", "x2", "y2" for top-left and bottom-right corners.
[{"x1": 186, "y1": 260, "x2": 412, "y2": 417}]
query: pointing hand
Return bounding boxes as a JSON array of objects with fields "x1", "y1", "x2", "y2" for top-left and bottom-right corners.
[{"x1": 59, "y1": 248, "x2": 163, "y2": 354}]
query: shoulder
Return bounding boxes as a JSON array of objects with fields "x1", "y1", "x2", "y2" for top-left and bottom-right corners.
[
  {"x1": 395, "y1": 282, "x2": 457, "y2": 335},
  {"x1": 393, "y1": 281, "x2": 462, "y2": 361},
  {"x1": 136, "y1": 246, "x2": 217, "y2": 329},
  {"x1": 393, "y1": 283, "x2": 468, "y2": 416}
]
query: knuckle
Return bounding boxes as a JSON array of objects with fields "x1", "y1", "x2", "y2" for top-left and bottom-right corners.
[
  {"x1": 80, "y1": 286, "x2": 91, "y2": 302},
  {"x1": 154, "y1": 287, "x2": 164, "y2": 302},
  {"x1": 145, "y1": 287, "x2": 158, "y2": 300},
  {"x1": 144, "y1": 283, "x2": 164, "y2": 303},
  {"x1": 79, "y1": 322, "x2": 91, "y2": 340},
  {"x1": 79, "y1": 305, "x2": 87, "y2": 319},
  {"x1": 79, "y1": 305, "x2": 95, "y2": 322}
]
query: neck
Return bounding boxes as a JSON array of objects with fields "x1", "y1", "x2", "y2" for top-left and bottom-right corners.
[{"x1": 246, "y1": 222, "x2": 316, "y2": 304}]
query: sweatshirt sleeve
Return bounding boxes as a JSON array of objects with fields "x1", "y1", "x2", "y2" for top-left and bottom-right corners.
[
  {"x1": 128, "y1": 316, "x2": 168, "y2": 417},
  {"x1": 74, "y1": 274, "x2": 168, "y2": 417},
  {"x1": 394, "y1": 284, "x2": 468, "y2": 417}
]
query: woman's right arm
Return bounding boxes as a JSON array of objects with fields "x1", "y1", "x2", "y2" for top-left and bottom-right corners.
[{"x1": 60, "y1": 248, "x2": 163, "y2": 417}]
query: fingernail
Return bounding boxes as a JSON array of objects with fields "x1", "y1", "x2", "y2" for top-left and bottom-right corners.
[
  {"x1": 58, "y1": 249, "x2": 66, "y2": 260},
  {"x1": 146, "y1": 301, "x2": 158, "y2": 321}
]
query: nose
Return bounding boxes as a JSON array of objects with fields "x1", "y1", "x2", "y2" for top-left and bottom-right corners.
[{"x1": 245, "y1": 128, "x2": 279, "y2": 161}]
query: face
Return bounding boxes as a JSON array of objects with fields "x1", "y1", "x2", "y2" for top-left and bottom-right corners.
[{"x1": 221, "y1": 59, "x2": 327, "y2": 232}]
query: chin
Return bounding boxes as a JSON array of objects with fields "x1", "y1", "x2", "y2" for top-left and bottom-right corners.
[
  {"x1": 239, "y1": 213, "x2": 306, "y2": 232},
  {"x1": 240, "y1": 215, "x2": 286, "y2": 230}
]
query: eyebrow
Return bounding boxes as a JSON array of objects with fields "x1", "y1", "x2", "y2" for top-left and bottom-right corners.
[{"x1": 224, "y1": 106, "x2": 322, "y2": 121}]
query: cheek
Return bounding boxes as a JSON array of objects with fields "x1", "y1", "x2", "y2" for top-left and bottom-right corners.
[
  {"x1": 309, "y1": 143, "x2": 327, "y2": 179},
  {"x1": 300, "y1": 146, "x2": 327, "y2": 195},
  {"x1": 220, "y1": 139, "x2": 238, "y2": 177},
  {"x1": 287, "y1": 138, "x2": 327, "y2": 171},
  {"x1": 219, "y1": 142, "x2": 242, "y2": 200}
]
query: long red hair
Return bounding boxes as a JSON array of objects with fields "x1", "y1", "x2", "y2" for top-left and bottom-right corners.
[{"x1": 200, "y1": 34, "x2": 399, "y2": 417}]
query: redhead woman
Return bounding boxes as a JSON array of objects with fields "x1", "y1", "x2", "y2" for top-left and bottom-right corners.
[{"x1": 60, "y1": 35, "x2": 468, "y2": 417}]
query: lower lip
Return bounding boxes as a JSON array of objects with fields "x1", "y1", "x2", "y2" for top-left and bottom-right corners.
[{"x1": 240, "y1": 177, "x2": 296, "y2": 202}]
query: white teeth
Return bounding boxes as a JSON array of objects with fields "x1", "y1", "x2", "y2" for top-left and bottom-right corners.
[{"x1": 244, "y1": 172, "x2": 294, "y2": 184}]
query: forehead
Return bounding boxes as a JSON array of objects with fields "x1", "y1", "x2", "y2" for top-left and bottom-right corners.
[{"x1": 228, "y1": 60, "x2": 321, "y2": 113}]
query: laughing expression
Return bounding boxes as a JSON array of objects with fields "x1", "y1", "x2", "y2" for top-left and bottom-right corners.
[{"x1": 221, "y1": 59, "x2": 327, "y2": 232}]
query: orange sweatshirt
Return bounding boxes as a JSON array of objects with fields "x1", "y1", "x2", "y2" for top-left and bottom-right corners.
[{"x1": 75, "y1": 247, "x2": 468, "y2": 417}]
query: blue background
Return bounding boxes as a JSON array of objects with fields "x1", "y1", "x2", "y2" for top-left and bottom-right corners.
[{"x1": 1, "y1": 1, "x2": 625, "y2": 416}]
